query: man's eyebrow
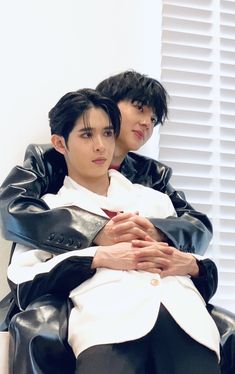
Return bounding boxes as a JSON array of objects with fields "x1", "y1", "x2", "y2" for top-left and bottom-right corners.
[
  {"x1": 78, "y1": 125, "x2": 113, "y2": 131},
  {"x1": 77, "y1": 127, "x2": 93, "y2": 133}
]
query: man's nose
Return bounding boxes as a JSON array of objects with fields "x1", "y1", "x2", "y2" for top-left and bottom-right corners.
[
  {"x1": 140, "y1": 115, "x2": 151, "y2": 128},
  {"x1": 93, "y1": 136, "x2": 105, "y2": 152}
]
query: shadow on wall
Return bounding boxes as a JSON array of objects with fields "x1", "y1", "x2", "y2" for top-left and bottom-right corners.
[{"x1": 0, "y1": 237, "x2": 11, "y2": 299}]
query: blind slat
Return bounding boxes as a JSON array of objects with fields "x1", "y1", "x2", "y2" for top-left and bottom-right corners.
[{"x1": 161, "y1": 0, "x2": 235, "y2": 312}]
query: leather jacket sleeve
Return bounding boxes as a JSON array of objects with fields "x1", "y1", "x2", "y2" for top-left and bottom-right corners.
[
  {"x1": 8, "y1": 248, "x2": 96, "y2": 310},
  {"x1": 191, "y1": 258, "x2": 218, "y2": 303},
  {"x1": 121, "y1": 153, "x2": 213, "y2": 255},
  {"x1": 0, "y1": 144, "x2": 108, "y2": 255}
]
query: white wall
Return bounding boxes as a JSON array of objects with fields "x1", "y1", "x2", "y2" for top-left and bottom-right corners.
[
  {"x1": 0, "y1": 0, "x2": 162, "y2": 186},
  {"x1": 0, "y1": 0, "x2": 162, "y2": 297}
]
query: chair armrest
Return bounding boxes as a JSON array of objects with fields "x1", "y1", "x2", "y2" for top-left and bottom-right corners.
[{"x1": 208, "y1": 303, "x2": 235, "y2": 344}]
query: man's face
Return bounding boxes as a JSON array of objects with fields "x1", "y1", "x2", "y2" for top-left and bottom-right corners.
[
  {"x1": 116, "y1": 100, "x2": 156, "y2": 154},
  {"x1": 57, "y1": 107, "x2": 115, "y2": 184}
]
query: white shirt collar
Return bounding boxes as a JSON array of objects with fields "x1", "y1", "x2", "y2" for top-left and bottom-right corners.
[{"x1": 43, "y1": 169, "x2": 135, "y2": 218}]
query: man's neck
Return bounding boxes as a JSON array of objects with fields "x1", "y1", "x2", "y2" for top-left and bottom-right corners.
[
  {"x1": 68, "y1": 173, "x2": 110, "y2": 196},
  {"x1": 111, "y1": 147, "x2": 126, "y2": 166}
]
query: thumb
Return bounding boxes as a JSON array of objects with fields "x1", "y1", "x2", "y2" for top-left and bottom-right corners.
[
  {"x1": 144, "y1": 235, "x2": 155, "y2": 242},
  {"x1": 161, "y1": 269, "x2": 172, "y2": 278}
]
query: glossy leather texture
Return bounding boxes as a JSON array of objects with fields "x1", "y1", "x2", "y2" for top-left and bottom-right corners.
[
  {"x1": 210, "y1": 304, "x2": 235, "y2": 374},
  {"x1": 5, "y1": 297, "x2": 235, "y2": 374},
  {"x1": 8, "y1": 294, "x2": 75, "y2": 374}
]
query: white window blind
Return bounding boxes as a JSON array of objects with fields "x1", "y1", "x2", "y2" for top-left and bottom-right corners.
[{"x1": 160, "y1": 0, "x2": 235, "y2": 312}]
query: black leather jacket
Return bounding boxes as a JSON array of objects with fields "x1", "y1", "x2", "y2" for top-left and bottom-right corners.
[{"x1": 0, "y1": 143, "x2": 212, "y2": 255}]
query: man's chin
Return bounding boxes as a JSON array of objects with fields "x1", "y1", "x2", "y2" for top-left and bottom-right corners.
[{"x1": 129, "y1": 142, "x2": 144, "y2": 152}]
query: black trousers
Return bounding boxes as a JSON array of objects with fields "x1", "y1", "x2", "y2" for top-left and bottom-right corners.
[{"x1": 76, "y1": 305, "x2": 220, "y2": 374}]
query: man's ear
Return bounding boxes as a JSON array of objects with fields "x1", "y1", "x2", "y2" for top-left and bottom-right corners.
[{"x1": 51, "y1": 134, "x2": 67, "y2": 155}]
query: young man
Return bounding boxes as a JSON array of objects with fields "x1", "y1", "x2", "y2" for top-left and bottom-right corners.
[{"x1": 8, "y1": 88, "x2": 220, "y2": 374}]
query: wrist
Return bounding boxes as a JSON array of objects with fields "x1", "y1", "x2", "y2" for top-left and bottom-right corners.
[
  {"x1": 189, "y1": 257, "x2": 200, "y2": 277},
  {"x1": 94, "y1": 229, "x2": 104, "y2": 245},
  {"x1": 91, "y1": 247, "x2": 103, "y2": 269},
  {"x1": 152, "y1": 228, "x2": 167, "y2": 242}
]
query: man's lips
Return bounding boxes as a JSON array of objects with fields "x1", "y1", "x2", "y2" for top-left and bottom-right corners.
[
  {"x1": 92, "y1": 158, "x2": 107, "y2": 165},
  {"x1": 133, "y1": 130, "x2": 145, "y2": 140}
]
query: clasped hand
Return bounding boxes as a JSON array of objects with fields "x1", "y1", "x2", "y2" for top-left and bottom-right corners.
[
  {"x1": 93, "y1": 213, "x2": 199, "y2": 277},
  {"x1": 95, "y1": 212, "x2": 165, "y2": 245}
]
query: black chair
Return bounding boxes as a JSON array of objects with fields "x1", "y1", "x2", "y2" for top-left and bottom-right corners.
[
  {"x1": 209, "y1": 303, "x2": 235, "y2": 373},
  {"x1": 0, "y1": 292, "x2": 234, "y2": 373}
]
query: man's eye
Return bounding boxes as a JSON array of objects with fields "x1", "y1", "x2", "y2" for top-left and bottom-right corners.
[
  {"x1": 133, "y1": 102, "x2": 144, "y2": 112},
  {"x1": 137, "y1": 105, "x2": 144, "y2": 112},
  {"x1": 104, "y1": 129, "x2": 114, "y2": 137},
  {"x1": 151, "y1": 117, "x2": 157, "y2": 126},
  {"x1": 81, "y1": 132, "x2": 92, "y2": 138}
]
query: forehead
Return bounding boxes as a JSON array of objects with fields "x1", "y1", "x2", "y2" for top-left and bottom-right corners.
[{"x1": 75, "y1": 107, "x2": 111, "y2": 129}]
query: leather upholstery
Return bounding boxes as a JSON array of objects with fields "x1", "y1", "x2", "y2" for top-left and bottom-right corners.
[
  {"x1": 8, "y1": 294, "x2": 75, "y2": 374},
  {"x1": 210, "y1": 304, "x2": 235, "y2": 345},
  {"x1": 210, "y1": 304, "x2": 235, "y2": 373},
  {"x1": 2, "y1": 295, "x2": 234, "y2": 374}
]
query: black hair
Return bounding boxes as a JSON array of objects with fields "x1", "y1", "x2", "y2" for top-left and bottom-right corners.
[
  {"x1": 49, "y1": 88, "x2": 121, "y2": 143},
  {"x1": 96, "y1": 70, "x2": 168, "y2": 126}
]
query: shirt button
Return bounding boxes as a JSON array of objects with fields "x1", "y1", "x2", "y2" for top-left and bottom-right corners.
[{"x1": 150, "y1": 278, "x2": 160, "y2": 286}]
